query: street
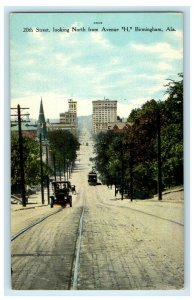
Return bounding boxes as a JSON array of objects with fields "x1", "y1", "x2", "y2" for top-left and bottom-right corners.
[{"x1": 11, "y1": 131, "x2": 184, "y2": 290}]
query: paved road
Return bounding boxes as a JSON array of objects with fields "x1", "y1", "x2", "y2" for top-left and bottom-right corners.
[
  {"x1": 78, "y1": 185, "x2": 183, "y2": 290},
  {"x1": 11, "y1": 132, "x2": 184, "y2": 290}
]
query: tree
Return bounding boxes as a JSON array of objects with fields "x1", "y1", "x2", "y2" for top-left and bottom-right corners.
[
  {"x1": 11, "y1": 133, "x2": 49, "y2": 193},
  {"x1": 94, "y1": 73, "x2": 183, "y2": 199},
  {"x1": 125, "y1": 99, "x2": 161, "y2": 198},
  {"x1": 161, "y1": 73, "x2": 183, "y2": 187},
  {"x1": 94, "y1": 130, "x2": 115, "y2": 185},
  {"x1": 48, "y1": 130, "x2": 80, "y2": 176}
]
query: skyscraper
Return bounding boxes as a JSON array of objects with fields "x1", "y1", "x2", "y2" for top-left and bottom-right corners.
[
  {"x1": 59, "y1": 99, "x2": 78, "y2": 133},
  {"x1": 92, "y1": 99, "x2": 117, "y2": 134}
]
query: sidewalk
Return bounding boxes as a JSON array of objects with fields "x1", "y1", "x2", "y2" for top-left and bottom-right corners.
[{"x1": 11, "y1": 190, "x2": 50, "y2": 211}]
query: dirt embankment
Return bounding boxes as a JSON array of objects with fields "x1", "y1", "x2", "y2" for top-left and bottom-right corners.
[{"x1": 153, "y1": 189, "x2": 184, "y2": 202}]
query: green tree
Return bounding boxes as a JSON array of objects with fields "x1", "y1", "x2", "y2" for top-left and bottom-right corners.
[
  {"x1": 48, "y1": 130, "x2": 80, "y2": 175},
  {"x1": 125, "y1": 100, "x2": 160, "y2": 198},
  {"x1": 94, "y1": 130, "x2": 115, "y2": 185},
  {"x1": 94, "y1": 74, "x2": 183, "y2": 199},
  {"x1": 161, "y1": 73, "x2": 183, "y2": 187},
  {"x1": 11, "y1": 133, "x2": 49, "y2": 192}
]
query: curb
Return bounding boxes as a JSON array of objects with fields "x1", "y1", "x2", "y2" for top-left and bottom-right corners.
[{"x1": 12, "y1": 204, "x2": 48, "y2": 211}]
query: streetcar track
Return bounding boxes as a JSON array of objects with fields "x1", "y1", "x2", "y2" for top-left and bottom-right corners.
[
  {"x1": 12, "y1": 189, "x2": 86, "y2": 291},
  {"x1": 12, "y1": 253, "x2": 68, "y2": 257},
  {"x1": 70, "y1": 189, "x2": 86, "y2": 290},
  {"x1": 95, "y1": 189, "x2": 183, "y2": 227},
  {"x1": 11, "y1": 207, "x2": 64, "y2": 241},
  {"x1": 97, "y1": 202, "x2": 183, "y2": 226}
]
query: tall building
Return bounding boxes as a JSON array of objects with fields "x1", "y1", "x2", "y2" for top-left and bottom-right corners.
[
  {"x1": 48, "y1": 99, "x2": 78, "y2": 136},
  {"x1": 68, "y1": 99, "x2": 77, "y2": 113},
  {"x1": 60, "y1": 99, "x2": 77, "y2": 125},
  {"x1": 92, "y1": 99, "x2": 117, "y2": 134}
]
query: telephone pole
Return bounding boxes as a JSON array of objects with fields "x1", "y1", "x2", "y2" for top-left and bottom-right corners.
[
  {"x1": 157, "y1": 108, "x2": 162, "y2": 200},
  {"x1": 39, "y1": 133, "x2": 44, "y2": 205},
  {"x1": 46, "y1": 145, "x2": 50, "y2": 204},
  {"x1": 11, "y1": 105, "x2": 29, "y2": 207}
]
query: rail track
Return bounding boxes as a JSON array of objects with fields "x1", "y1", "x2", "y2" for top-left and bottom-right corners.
[
  {"x1": 70, "y1": 193, "x2": 86, "y2": 290},
  {"x1": 11, "y1": 192, "x2": 86, "y2": 290},
  {"x1": 95, "y1": 189, "x2": 184, "y2": 227},
  {"x1": 96, "y1": 201, "x2": 184, "y2": 226},
  {"x1": 11, "y1": 207, "x2": 64, "y2": 241}
]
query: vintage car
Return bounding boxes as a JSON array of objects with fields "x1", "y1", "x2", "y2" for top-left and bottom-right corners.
[{"x1": 50, "y1": 181, "x2": 74, "y2": 208}]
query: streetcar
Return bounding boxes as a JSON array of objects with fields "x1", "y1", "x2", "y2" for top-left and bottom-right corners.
[
  {"x1": 88, "y1": 171, "x2": 97, "y2": 186},
  {"x1": 50, "y1": 181, "x2": 74, "y2": 208}
]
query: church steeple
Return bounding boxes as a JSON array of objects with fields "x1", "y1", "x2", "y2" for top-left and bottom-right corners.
[{"x1": 37, "y1": 98, "x2": 47, "y2": 140}]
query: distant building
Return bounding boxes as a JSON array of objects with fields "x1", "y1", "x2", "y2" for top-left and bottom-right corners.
[
  {"x1": 60, "y1": 99, "x2": 77, "y2": 126},
  {"x1": 11, "y1": 122, "x2": 37, "y2": 139},
  {"x1": 60, "y1": 112, "x2": 76, "y2": 126},
  {"x1": 108, "y1": 122, "x2": 128, "y2": 132},
  {"x1": 48, "y1": 99, "x2": 78, "y2": 136},
  {"x1": 68, "y1": 99, "x2": 77, "y2": 114},
  {"x1": 92, "y1": 99, "x2": 117, "y2": 134},
  {"x1": 37, "y1": 98, "x2": 48, "y2": 140}
]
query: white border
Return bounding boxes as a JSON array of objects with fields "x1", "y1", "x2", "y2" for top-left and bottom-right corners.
[{"x1": 1, "y1": 1, "x2": 192, "y2": 299}]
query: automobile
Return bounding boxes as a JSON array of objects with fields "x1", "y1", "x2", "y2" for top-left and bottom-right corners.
[{"x1": 50, "y1": 181, "x2": 75, "y2": 208}]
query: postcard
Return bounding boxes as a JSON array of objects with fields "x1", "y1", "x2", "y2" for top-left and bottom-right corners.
[{"x1": 10, "y1": 12, "x2": 184, "y2": 292}]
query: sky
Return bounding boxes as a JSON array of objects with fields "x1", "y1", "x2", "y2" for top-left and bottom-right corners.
[{"x1": 10, "y1": 12, "x2": 183, "y2": 119}]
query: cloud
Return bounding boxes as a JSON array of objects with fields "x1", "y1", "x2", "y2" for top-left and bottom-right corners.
[
  {"x1": 70, "y1": 64, "x2": 95, "y2": 75},
  {"x1": 156, "y1": 62, "x2": 173, "y2": 71},
  {"x1": 27, "y1": 72, "x2": 49, "y2": 83},
  {"x1": 10, "y1": 14, "x2": 183, "y2": 120},
  {"x1": 11, "y1": 93, "x2": 69, "y2": 119},
  {"x1": 24, "y1": 59, "x2": 35, "y2": 66},
  {"x1": 90, "y1": 32, "x2": 112, "y2": 49},
  {"x1": 169, "y1": 30, "x2": 183, "y2": 40},
  {"x1": 136, "y1": 73, "x2": 166, "y2": 82},
  {"x1": 131, "y1": 42, "x2": 183, "y2": 60},
  {"x1": 117, "y1": 98, "x2": 150, "y2": 118},
  {"x1": 31, "y1": 29, "x2": 45, "y2": 41},
  {"x1": 54, "y1": 53, "x2": 73, "y2": 66},
  {"x1": 110, "y1": 58, "x2": 122, "y2": 65}
]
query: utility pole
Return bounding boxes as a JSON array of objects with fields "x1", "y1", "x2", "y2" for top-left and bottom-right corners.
[
  {"x1": 121, "y1": 142, "x2": 124, "y2": 201},
  {"x1": 39, "y1": 133, "x2": 44, "y2": 204},
  {"x1": 53, "y1": 153, "x2": 56, "y2": 181},
  {"x1": 59, "y1": 162, "x2": 61, "y2": 181},
  {"x1": 11, "y1": 105, "x2": 29, "y2": 207},
  {"x1": 46, "y1": 145, "x2": 50, "y2": 204},
  {"x1": 157, "y1": 108, "x2": 162, "y2": 200},
  {"x1": 63, "y1": 157, "x2": 66, "y2": 181},
  {"x1": 129, "y1": 142, "x2": 134, "y2": 202}
]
